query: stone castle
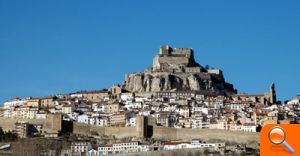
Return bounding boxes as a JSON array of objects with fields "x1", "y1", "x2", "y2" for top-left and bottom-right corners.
[{"x1": 123, "y1": 45, "x2": 237, "y2": 95}]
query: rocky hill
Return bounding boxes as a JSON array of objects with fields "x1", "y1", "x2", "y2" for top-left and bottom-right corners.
[{"x1": 122, "y1": 45, "x2": 237, "y2": 95}]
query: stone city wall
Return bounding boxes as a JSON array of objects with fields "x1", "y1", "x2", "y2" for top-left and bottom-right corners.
[
  {"x1": 152, "y1": 126, "x2": 259, "y2": 147},
  {"x1": 72, "y1": 122, "x2": 259, "y2": 148},
  {"x1": 0, "y1": 116, "x2": 259, "y2": 148},
  {"x1": 0, "y1": 116, "x2": 61, "y2": 132},
  {"x1": 73, "y1": 123, "x2": 137, "y2": 138}
]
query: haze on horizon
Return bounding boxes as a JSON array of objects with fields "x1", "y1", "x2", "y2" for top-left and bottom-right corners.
[{"x1": 0, "y1": 0, "x2": 300, "y2": 104}]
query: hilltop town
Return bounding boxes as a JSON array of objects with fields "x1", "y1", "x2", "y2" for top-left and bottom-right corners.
[{"x1": 0, "y1": 46, "x2": 299, "y2": 156}]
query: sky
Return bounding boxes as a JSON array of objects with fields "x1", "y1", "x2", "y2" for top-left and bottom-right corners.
[{"x1": 0, "y1": 0, "x2": 300, "y2": 104}]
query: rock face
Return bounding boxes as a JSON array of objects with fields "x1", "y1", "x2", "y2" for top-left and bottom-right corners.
[{"x1": 122, "y1": 45, "x2": 237, "y2": 95}]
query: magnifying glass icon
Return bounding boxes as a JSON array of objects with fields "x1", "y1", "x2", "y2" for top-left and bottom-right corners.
[{"x1": 268, "y1": 126, "x2": 295, "y2": 154}]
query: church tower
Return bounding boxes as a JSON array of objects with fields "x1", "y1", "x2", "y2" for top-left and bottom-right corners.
[{"x1": 269, "y1": 83, "x2": 277, "y2": 104}]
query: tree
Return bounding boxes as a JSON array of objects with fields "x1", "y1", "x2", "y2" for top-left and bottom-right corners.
[
  {"x1": 0, "y1": 127, "x2": 18, "y2": 142},
  {"x1": 0, "y1": 127, "x2": 5, "y2": 141}
]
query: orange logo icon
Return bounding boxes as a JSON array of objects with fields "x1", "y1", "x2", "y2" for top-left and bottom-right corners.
[{"x1": 261, "y1": 124, "x2": 300, "y2": 155}]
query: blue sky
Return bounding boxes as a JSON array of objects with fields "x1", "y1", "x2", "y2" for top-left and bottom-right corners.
[{"x1": 0, "y1": 0, "x2": 299, "y2": 104}]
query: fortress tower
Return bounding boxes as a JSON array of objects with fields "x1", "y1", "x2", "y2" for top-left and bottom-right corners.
[{"x1": 136, "y1": 116, "x2": 147, "y2": 138}]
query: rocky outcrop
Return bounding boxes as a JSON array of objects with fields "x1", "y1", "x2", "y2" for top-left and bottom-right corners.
[
  {"x1": 124, "y1": 72, "x2": 236, "y2": 95},
  {"x1": 122, "y1": 45, "x2": 237, "y2": 95},
  {"x1": 187, "y1": 74, "x2": 200, "y2": 91}
]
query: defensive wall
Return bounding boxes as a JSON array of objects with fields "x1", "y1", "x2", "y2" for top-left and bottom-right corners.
[
  {"x1": 0, "y1": 117, "x2": 45, "y2": 131},
  {"x1": 159, "y1": 56, "x2": 190, "y2": 64},
  {"x1": 73, "y1": 123, "x2": 136, "y2": 138},
  {"x1": 0, "y1": 115, "x2": 260, "y2": 148},
  {"x1": 72, "y1": 117, "x2": 259, "y2": 148},
  {"x1": 152, "y1": 126, "x2": 259, "y2": 145},
  {"x1": 0, "y1": 114, "x2": 62, "y2": 132},
  {"x1": 72, "y1": 123, "x2": 259, "y2": 148}
]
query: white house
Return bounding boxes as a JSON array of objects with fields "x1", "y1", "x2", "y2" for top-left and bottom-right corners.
[
  {"x1": 191, "y1": 113, "x2": 210, "y2": 129},
  {"x1": 62, "y1": 105, "x2": 75, "y2": 114},
  {"x1": 176, "y1": 106, "x2": 190, "y2": 118},
  {"x1": 120, "y1": 93, "x2": 134, "y2": 101},
  {"x1": 77, "y1": 114, "x2": 89, "y2": 124},
  {"x1": 87, "y1": 149, "x2": 99, "y2": 156},
  {"x1": 138, "y1": 144, "x2": 150, "y2": 152},
  {"x1": 92, "y1": 103, "x2": 104, "y2": 112},
  {"x1": 163, "y1": 141, "x2": 191, "y2": 150},
  {"x1": 98, "y1": 145, "x2": 113, "y2": 155},
  {"x1": 192, "y1": 106, "x2": 208, "y2": 114},
  {"x1": 95, "y1": 117, "x2": 109, "y2": 127},
  {"x1": 126, "y1": 116, "x2": 137, "y2": 127},
  {"x1": 163, "y1": 140, "x2": 225, "y2": 151},
  {"x1": 112, "y1": 142, "x2": 139, "y2": 154},
  {"x1": 138, "y1": 109, "x2": 151, "y2": 116},
  {"x1": 240, "y1": 123, "x2": 256, "y2": 132},
  {"x1": 287, "y1": 97, "x2": 300, "y2": 105},
  {"x1": 71, "y1": 141, "x2": 92, "y2": 153},
  {"x1": 3, "y1": 98, "x2": 26, "y2": 109}
]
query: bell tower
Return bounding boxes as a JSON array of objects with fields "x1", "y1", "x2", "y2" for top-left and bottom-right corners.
[{"x1": 269, "y1": 83, "x2": 277, "y2": 104}]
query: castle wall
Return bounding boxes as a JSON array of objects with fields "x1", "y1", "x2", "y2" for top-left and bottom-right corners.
[
  {"x1": 0, "y1": 118, "x2": 44, "y2": 131},
  {"x1": 152, "y1": 126, "x2": 259, "y2": 145},
  {"x1": 0, "y1": 117, "x2": 259, "y2": 147},
  {"x1": 0, "y1": 115, "x2": 62, "y2": 132},
  {"x1": 73, "y1": 123, "x2": 92, "y2": 135},
  {"x1": 105, "y1": 127, "x2": 136, "y2": 138},
  {"x1": 72, "y1": 122, "x2": 259, "y2": 148},
  {"x1": 159, "y1": 56, "x2": 189, "y2": 64},
  {"x1": 73, "y1": 123, "x2": 137, "y2": 138},
  {"x1": 173, "y1": 48, "x2": 192, "y2": 56},
  {"x1": 185, "y1": 67, "x2": 201, "y2": 73},
  {"x1": 207, "y1": 69, "x2": 223, "y2": 75}
]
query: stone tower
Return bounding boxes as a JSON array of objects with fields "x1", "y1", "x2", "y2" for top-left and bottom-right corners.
[
  {"x1": 45, "y1": 114, "x2": 62, "y2": 132},
  {"x1": 136, "y1": 116, "x2": 147, "y2": 138},
  {"x1": 159, "y1": 45, "x2": 172, "y2": 55},
  {"x1": 269, "y1": 83, "x2": 277, "y2": 104}
]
